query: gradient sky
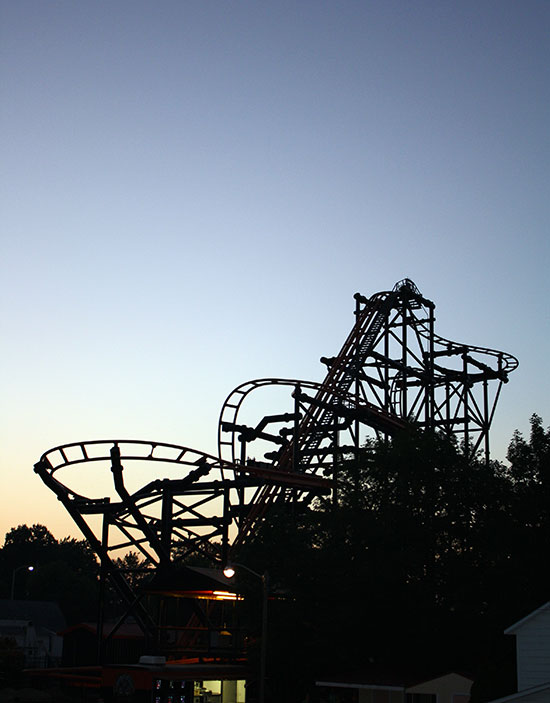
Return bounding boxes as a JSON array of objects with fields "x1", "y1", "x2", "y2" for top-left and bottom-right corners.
[{"x1": 1, "y1": 1, "x2": 549, "y2": 542}]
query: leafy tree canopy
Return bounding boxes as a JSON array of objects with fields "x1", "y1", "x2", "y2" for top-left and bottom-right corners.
[
  {"x1": 0, "y1": 523, "x2": 99, "y2": 622},
  {"x1": 235, "y1": 419, "x2": 549, "y2": 702}
]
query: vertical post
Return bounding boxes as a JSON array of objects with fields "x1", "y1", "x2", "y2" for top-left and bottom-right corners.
[
  {"x1": 240, "y1": 435, "x2": 247, "y2": 466},
  {"x1": 238, "y1": 436, "x2": 246, "y2": 516},
  {"x1": 332, "y1": 410, "x2": 339, "y2": 507},
  {"x1": 483, "y1": 378, "x2": 490, "y2": 466},
  {"x1": 10, "y1": 565, "x2": 33, "y2": 600},
  {"x1": 293, "y1": 385, "x2": 301, "y2": 472},
  {"x1": 97, "y1": 500, "x2": 110, "y2": 665},
  {"x1": 384, "y1": 315, "x2": 390, "y2": 416},
  {"x1": 224, "y1": 564, "x2": 269, "y2": 703},
  {"x1": 259, "y1": 571, "x2": 269, "y2": 703},
  {"x1": 222, "y1": 485, "x2": 230, "y2": 567},
  {"x1": 401, "y1": 293, "x2": 408, "y2": 420},
  {"x1": 426, "y1": 303, "x2": 435, "y2": 429},
  {"x1": 462, "y1": 352, "x2": 470, "y2": 458},
  {"x1": 354, "y1": 295, "x2": 361, "y2": 456},
  {"x1": 160, "y1": 485, "x2": 172, "y2": 566},
  {"x1": 445, "y1": 380, "x2": 451, "y2": 441}
]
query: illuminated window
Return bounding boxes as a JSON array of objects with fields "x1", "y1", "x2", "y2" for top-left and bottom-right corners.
[{"x1": 195, "y1": 679, "x2": 246, "y2": 703}]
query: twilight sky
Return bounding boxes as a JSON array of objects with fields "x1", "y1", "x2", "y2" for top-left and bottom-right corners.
[{"x1": 1, "y1": 1, "x2": 549, "y2": 541}]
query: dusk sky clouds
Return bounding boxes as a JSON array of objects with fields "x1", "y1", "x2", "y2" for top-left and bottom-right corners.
[{"x1": 1, "y1": 1, "x2": 549, "y2": 540}]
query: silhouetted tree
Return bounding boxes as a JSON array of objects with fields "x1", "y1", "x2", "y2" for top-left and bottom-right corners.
[
  {"x1": 1, "y1": 524, "x2": 58, "y2": 569},
  {"x1": 236, "y1": 419, "x2": 549, "y2": 702},
  {"x1": 499, "y1": 414, "x2": 550, "y2": 616},
  {"x1": 470, "y1": 415, "x2": 550, "y2": 702},
  {"x1": 0, "y1": 524, "x2": 99, "y2": 623}
]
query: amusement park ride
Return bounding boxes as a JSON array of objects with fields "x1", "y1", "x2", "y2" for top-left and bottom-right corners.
[{"x1": 34, "y1": 279, "x2": 518, "y2": 667}]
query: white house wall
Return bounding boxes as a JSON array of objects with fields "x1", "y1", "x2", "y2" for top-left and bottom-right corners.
[
  {"x1": 516, "y1": 690, "x2": 550, "y2": 703},
  {"x1": 506, "y1": 603, "x2": 550, "y2": 691}
]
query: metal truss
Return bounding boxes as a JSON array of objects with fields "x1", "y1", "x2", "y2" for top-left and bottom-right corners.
[
  {"x1": 218, "y1": 278, "x2": 518, "y2": 548},
  {"x1": 33, "y1": 439, "x2": 331, "y2": 649},
  {"x1": 34, "y1": 279, "x2": 517, "y2": 652}
]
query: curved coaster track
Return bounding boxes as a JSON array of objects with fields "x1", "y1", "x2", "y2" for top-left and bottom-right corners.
[{"x1": 34, "y1": 279, "x2": 517, "y2": 649}]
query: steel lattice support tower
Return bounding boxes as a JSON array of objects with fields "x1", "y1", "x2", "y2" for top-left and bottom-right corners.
[{"x1": 34, "y1": 279, "x2": 517, "y2": 657}]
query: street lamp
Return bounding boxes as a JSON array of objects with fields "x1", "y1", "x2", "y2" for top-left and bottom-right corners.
[
  {"x1": 223, "y1": 562, "x2": 269, "y2": 703},
  {"x1": 11, "y1": 565, "x2": 34, "y2": 600}
]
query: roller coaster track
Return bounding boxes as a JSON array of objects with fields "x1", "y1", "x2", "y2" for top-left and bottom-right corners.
[
  {"x1": 35, "y1": 439, "x2": 331, "y2": 563},
  {"x1": 34, "y1": 279, "x2": 518, "y2": 650},
  {"x1": 388, "y1": 322, "x2": 518, "y2": 437},
  {"x1": 284, "y1": 290, "x2": 400, "y2": 467},
  {"x1": 220, "y1": 289, "x2": 411, "y2": 550},
  {"x1": 34, "y1": 438, "x2": 331, "y2": 642},
  {"x1": 219, "y1": 279, "x2": 518, "y2": 550},
  {"x1": 218, "y1": 378, "x2": 405, "y2": 464},
  {"x1": 218, "y1": 375, "x2": 407, "y2": 549}
]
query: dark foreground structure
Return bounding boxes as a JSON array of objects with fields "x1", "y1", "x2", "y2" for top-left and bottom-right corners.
[{"x1": 33, "y1": 279, "x2": 517, "y2": 701}]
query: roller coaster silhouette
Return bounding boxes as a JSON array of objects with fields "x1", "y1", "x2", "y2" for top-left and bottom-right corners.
[{"x1": 34, "y1": 279, "x2": 517, "y2": 659}]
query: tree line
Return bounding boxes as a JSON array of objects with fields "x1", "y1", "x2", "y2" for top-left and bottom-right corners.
[
  {"x1": 0, "y1": 414, "x2": 548, "y2": 701},
  {"x1": 0, "y1": 524, "x2": 143, "y2": 625},
  {"x1": 235, "y1": 414, "x2": 549, "y2": 702}
]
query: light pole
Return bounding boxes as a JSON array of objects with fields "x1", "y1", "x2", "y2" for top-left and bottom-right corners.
[
  {"x1": 11, "y1": 565, "x2": 34, "y2": 600},
  {"x1": 224, "y1": 562, "x2": 268, "y2": 703}
]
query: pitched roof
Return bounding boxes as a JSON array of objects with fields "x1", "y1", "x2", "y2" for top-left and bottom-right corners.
[
  {"x1": 486, "y1": 680, "x2": 550, "y2": 702},
  {"x1": 60, "y1": 622, "x2": 145, "y2": 639},
  {"x1": 316, "y1": 669, "x2": 473, "y2": 689},
  {"x1": 0, "y1": 599, "x2": 66, "y2": 633},
  {"x1": 504, "y1": 601, "x2": 550, "y2": 634}
]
